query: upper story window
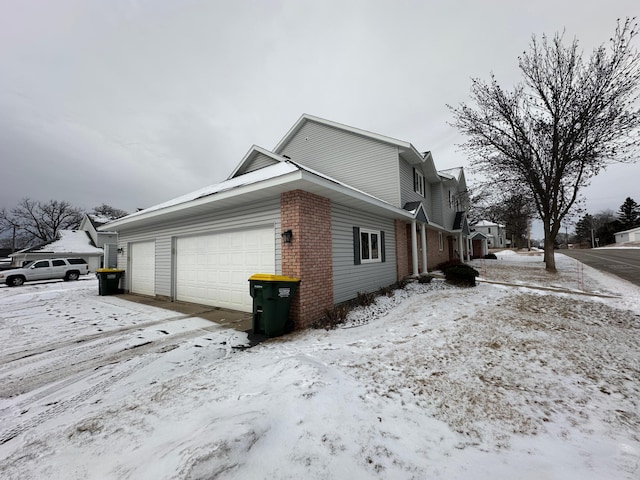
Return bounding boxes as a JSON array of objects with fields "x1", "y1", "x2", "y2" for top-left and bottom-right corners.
[{"x1": 413, "y1": 169, "x2": 425, "y2": 197}]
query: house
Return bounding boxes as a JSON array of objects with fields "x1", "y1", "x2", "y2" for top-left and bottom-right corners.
[
  {"x1": 101, "y1": 114, "x2": 470, "y2": 329},
  {"x1": 79, "y1": 214, "x2": 119, "y2": 268},
  {"x1": 614, "y1": 225, "x2": 640, "y2": 243},
  {"x1": 471, "y1": 220, "x2": 506, "y2": 249},
  {"x1": 9, "y1": 230, "x2": 104, "y2": 271},
  {"x1": 469, "y1": 231, "x2": 490, "y2": 258}
]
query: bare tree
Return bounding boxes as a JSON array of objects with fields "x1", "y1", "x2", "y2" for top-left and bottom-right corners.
[
  {"x1": 91, "y1": 204, "x2": 128, "y2": 220},
  {"x1": 450, "y1": 18, "x2": 640, "y2": 271},
  {"x1": 0, "y1": 198, "x2": 84, "y2": 248}
]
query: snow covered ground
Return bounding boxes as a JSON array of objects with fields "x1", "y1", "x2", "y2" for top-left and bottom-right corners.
[{"x1": 0, "y1": 252, "x2": 639, "y2": 479}]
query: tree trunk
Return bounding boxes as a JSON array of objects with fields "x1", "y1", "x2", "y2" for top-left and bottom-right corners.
[
  {"x1": 543, "y1": 236, "x2": 556, "y2": 271},
  {"x1": 543, "y1": 219, "x2": 557, "y2": 272}
]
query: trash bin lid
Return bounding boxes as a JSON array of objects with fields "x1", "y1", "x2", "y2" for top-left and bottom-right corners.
[
  {"x1": 97, "y1": 268, "x2": 125, "y2": 273},
  {"x1": 248, "y1": 273, "x2": 300, "y2": 282}
]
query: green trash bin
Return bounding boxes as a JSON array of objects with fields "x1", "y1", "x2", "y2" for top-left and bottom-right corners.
[
  {"x1": 249, "y1": 274, "x2": 300, "y2": 337},
  {"x1": 96, "y1": 268, "x2": 124, "y2": 296}
]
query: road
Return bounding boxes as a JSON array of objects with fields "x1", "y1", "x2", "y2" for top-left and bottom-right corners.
[{"x1": 559, "y1": 248, "x2": 640, "y2": 287}]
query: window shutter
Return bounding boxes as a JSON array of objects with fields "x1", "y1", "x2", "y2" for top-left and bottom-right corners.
[
  {"x1": 353, "y1": 227, "x2": 361, "y2": 265},
  {"x1": 380, "y1": 231, "x2": 386, "y2": 262}
]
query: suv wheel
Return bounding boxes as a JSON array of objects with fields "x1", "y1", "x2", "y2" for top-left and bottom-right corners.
[
  {"x1": 66, "y1": 271, "x2": 80, "y2": 281},
  {"x1": 8, "y1": 276, "x2": 25, "y2": 286}
]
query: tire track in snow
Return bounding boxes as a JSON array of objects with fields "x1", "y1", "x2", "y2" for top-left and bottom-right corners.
[
  {"x1": 0, "y1": 323, "x2": 232, "y2": 446},
  {"x1": 0, "y1": 321, "x2": 227, "y2": 401}
]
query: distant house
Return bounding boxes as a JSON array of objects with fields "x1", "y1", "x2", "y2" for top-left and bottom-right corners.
[
  {"x1": 614, "y1": 225, "x2": 640, "y2": 243},
  {"x1": 470, "y1": 231, "x2": 489, "y2": 258},
  {"x1": 101, "y1": 114, "x2": 471, "y2": 329},
  {"x1": 9, "y1": 230, "x2": 104, "y2": 271},
  {"x1": 471, "y1": 220, "x2": 506, "y2": 248},
  {"x1": 79, "y1": 214, "x2": 119, "y2": 268}
]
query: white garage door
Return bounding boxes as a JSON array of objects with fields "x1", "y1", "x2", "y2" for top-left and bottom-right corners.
[
  {"x1": 176, "y1": 227, "x2": 275, "y2": 312},
  {"x1": 130, "y1": 241, "x2": 155, "y2": 296}
]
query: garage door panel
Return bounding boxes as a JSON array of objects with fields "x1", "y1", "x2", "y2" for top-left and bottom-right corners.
[
  {"x1": 176, "y1": 227, "x2": 275, "y2": 312},
  {"x1": 130, "y1": 241, "x2": 155, "y2": 296}
]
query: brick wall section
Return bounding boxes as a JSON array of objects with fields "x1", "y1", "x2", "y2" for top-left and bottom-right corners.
[
  {"x1": 426, "y1": 229, "x2": 451, "y2": 270},
  {"x1": 280, "y1": 190, "x2": 333, "y2": 329},
  {"x1": 394, "y1": 219, "x2": 409, "y2": 280}
]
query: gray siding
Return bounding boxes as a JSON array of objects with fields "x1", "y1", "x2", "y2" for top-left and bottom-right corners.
[
  {"x1": 332, "y1": 203, "x2": 397, "y2": 304},
  {"x1": 430, "y1": 182, "x2": 444, "y2": 226},
  {"x1": 242, "y1": 152, "x2": 280, "y2": 175},
  {"x1": 116, "y1": 199, "x2": 281, "y2": 295},
  {"x1": 399, "y1": 158, "x2": 433, "y2": 219},
  {"x1": 279, "y1": 121, "x2": 401, "y2": 207}
]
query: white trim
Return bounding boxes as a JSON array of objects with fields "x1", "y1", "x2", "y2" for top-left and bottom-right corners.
[{"x1": 360, "y1": 228, "x2": 382, "y2": 264}]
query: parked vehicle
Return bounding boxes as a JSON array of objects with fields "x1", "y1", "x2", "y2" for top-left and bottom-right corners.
[{"x1": 0, "y1": 258, "x2": 90, "y2": 286}]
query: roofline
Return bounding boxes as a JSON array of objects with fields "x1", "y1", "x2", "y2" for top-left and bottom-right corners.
[
  {"x1": 101, "y1": 166, "x2": 417, "y2": 231},
  {"x1": 227, "y1": 145, "x2": 286, "y2": 180},
  {"x1": 274, "y1": 114, "x2": 417, "y2": 153}
]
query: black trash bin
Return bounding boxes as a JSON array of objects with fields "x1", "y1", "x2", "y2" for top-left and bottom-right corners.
[
  {"x1": 249, "y1": 274, "x2": 300, "y2": 337},
  {"x1": 96, "y1": 268, "x2": 124, "y2": 296}
]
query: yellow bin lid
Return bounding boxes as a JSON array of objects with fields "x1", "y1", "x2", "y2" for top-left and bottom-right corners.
[
  {"x1": 249, "y1": 274, "x2": 300, "y2": 282},
  {"x1": 97, "y1": 268, "x2": 125, "y2": 273}
]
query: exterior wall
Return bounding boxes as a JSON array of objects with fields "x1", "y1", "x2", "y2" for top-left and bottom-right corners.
[
  {"x1": 331, "y1": 203, "x2": 397, "y2": 304},
  {"x1": 441, "y1": 182, "x2": 458, "y2": 231},
  {"x1": 394, "y1": 219, "x2": 409, "y2": 280},
  {"x1": 278, "y1": 121, "x2": 401, "y2": 207},
  {"x1": 116, "y1": 199, "x2": 281, "y2": 295},
  {"x1": 242, "y1": 152, "x2": 280, "y2": 175},
  {"x1": 281, "y1": 190, "x2": 333, "y2": 329},
  {"x1": 399, "y1": 158, "x2": 427, "y2": 205},
  {"x1": 426, "y1": 228, "x2": 450, "y2": 269},
  {"x1": 96, "y1": 232, "x2": 118, "y2": 248},
  {"x1": 430, "y1": 183, "x2": 443, "y2": 226}
]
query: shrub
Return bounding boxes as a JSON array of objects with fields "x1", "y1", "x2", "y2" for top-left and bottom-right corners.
[
  {"x1": 314, "y1": 304, "x2": 350, "y2": 330},
  {"x1": 356, "y1": 291, "x2": 377, "y2": 307},
  {"x1": 484, "y1": 253, "x2": 498, "y2": 259},
  {"x1": 417, "y1": 274, "x2": 433, "y2": 284},
  {"x1": 377, "y1": 285, "x2": 394, "y2": 297},
  {"x1": 395, "y1": 279, "x2": 407, "y2": 290},
  {"x1": 444, "y1": 264, "x2": 480, "y2": 287},
  {"x1": 435, "y1": 259, "x2": 463, "y2": 272}
]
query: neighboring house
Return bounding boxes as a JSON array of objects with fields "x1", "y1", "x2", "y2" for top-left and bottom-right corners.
[
  {"x1": 9, "y1": 230, "x2": 104, "y2": 271},
  {"x1": 470, "y1": 231, "x2": 489, "y2": 258},
  {"x1": 614, "y1": 225, "x2": 640, "y2": 243},
  {"x1": 471, "y1": 220, "x2": 506, "y2": 248},
  {"x1": 79, "y1": 214, "x2": 119, "y2": 268},
  {"x1": 101, "y1": 114, "x2": 471, "y2": 329}
]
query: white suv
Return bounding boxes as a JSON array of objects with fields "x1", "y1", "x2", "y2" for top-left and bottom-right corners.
[{"x1": 0, "y1": 258, "x2": 90, "y2": 286}]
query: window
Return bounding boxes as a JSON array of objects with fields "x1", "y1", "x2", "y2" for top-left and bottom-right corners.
[
  {"x1": 52, "y1": 260, "x2": 65, "y2": 266},
  {"x1": 33, "y1": 261, "x2": 49, "y2": 268},
  {"x1": 413, "y1": 168, "x2": 425, "y2": 197},
  {"x1": 488, "y1": 227, "x2": 492, "y2": 234},
  {"x1": 68, "y1": 258, "x2": 87, "y2": 264},
  {"x1": 353, "y1": 227, "x2": 385, "y2": 264},
  {"x1": 438, "y1": 232, "x2": 443, "y2": 251}
]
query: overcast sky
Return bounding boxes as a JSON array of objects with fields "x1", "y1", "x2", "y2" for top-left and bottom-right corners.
[{"x1": 1, "y1": 0, "x2": 638, "y2": 232}]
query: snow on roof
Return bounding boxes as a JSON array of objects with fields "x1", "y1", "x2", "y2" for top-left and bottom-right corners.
[
  {"x1": 12, "y1": 230, "x2": 103, "y2": 255},
  {"x1": 89, "y1": 213, "x2": 115, "y2": 225},
  {"x1": 438, "y1": 167, "x2": 462, "y2": 180},
  {"x1": 473, "y1": 220, "x2": 504, "y2": 227},
  {"x1": 116, "y1": 162, "x2": 300, "y2": 222}
]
